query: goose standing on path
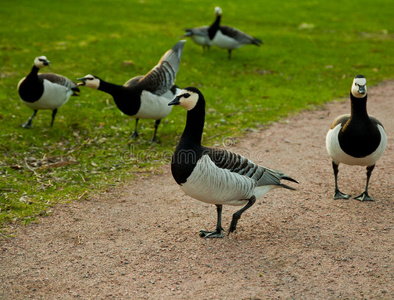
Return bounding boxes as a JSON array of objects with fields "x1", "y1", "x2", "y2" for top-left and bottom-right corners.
[
  {"x1": 168, "y1": 87, "x2": 298, "y2": 238},
  {"x1": 78, "y1": 40, "x2": 186, "y2": 142},
  {"x1": 17, "y1": 56, "x2": 80, "y2": 128},
  {"x1": 181, "y1": 26, "x2": 212, "y2": 52},
  {"x1": 208, "y1": 7, "x2": 263, "y2": 59},
  {"x1": 326, "y1": 75, "x2": 387, "y2": 201}
]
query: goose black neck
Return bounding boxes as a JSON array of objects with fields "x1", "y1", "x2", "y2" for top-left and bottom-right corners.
[
  {"x1": 96, "y1": 79, "x2": 140, "y2": 116},
  {"x1": 97, "y1": 79, "x2": 125, "y2": 96},
  {"x1": 31, "y1": 65, "x2": 39, "y2": 74},
  {"x1": 208, "y1": 14, "x2": 221, "y2": 39},
  {"x1": 181, "y1": 100, "x2": 206, "y2": 146},
  {"x1": 350, "y1": 92, "x2": 369, "y2": 119},
  {"x1": 26, "y1": 65, "x2": 39, "y2": 79}
]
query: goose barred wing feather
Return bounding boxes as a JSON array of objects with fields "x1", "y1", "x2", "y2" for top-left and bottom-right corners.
[
  {"x1": 184, "y1": 26, "x2": 209, "y2": 37},
  {"x1": 207, "y1": 148, "x2": 297, "y2": 189},
  {"x1": 139, "y1": 40, "x2": 185, "y2": 96},
  {"x1": 39, "y1": 74, "x2": 80, "y2": 95},
  {"x1": 220, "y1": 25, "x2": 262, "y2": 45}
]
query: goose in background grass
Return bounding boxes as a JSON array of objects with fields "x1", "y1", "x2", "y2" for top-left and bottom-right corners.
[
  {"x1": 168, "y1": 87, "x2": 298, "y2": 238},
  {"x1": 78, "y1": 40, "x2": 186, "y2": 142},
  {"x1": 17, "y1": 56, "x2": 80, "y2": 128},
  {"x1": 326, "y1": 75, "x2": 387, "y2": 201},
  {"x1": 209, "y1": 7, "x2": 263, "y2": 59},
  {"x1": 181, "y1": 26, "x2": 212, "y2": 52}
]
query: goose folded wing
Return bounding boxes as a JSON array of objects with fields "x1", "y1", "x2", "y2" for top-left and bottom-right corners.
[
  {"x1": 39, "y1": 74, "x2": 80, "y2": 94},
  {"x1": 188, "y1": 26, "x2": 209, "y2": 37},
  {"x1": 219, "y1": 25, "x2": 262, "y2": 45},
  {"x1": 206, "y1": 147, "x2": 296, "y2": 189}
]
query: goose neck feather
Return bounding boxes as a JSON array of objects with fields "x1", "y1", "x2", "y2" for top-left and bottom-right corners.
[
  {"x1": 172, "y1": 94, "x2": 206, "y2": 184},
  {"x1": 338, "y1": 92, "x2": 382, "y2": 158},
  {"x1": 349, "y1": 92, "x2": 369, "y2": 120},
  {"x1": 18, "y1": 66, "x2": 43, "y2": 102},
  {"x1": 97, "y1": 79, "x2": 142, "y2": 116},
  {"x1": 208, "y1": 13, "x2": 221, "y2": 40}
]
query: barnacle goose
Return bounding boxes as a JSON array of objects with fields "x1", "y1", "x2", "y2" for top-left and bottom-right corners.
[
  {"x1": 78, "y1": 40, "x2": 186, "y2": 142},
  {"x1": 209, "y1": 7, "x2": 263, "y2": 59},
  {"x1": 181, "y1": 26, "x2": 212, "y2": 52},
  {"x1": 326, "y1": 75, "x2": 387, "y2": 201},
  {"x1": 17, "y1": 56, "x2": 80, "y2": 128},
  {"x1": 168, "y1": 87, "x2": 298, "y2": 238}
]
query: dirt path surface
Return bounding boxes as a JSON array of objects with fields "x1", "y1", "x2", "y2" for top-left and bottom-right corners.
[{"x1": 1, "y1": 82, "x2": 393, "y2": 299}]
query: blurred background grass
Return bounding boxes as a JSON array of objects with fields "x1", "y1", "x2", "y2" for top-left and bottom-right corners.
[{"x1": 0, "y1": 0, "x2": 393, "y2": 229}]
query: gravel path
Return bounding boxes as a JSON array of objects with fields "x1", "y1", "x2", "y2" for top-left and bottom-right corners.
[{"x1": 1, "y1": 82, "x2": 393, "y2": 299}]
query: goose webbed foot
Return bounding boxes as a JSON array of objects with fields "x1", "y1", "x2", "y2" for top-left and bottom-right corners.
[
  {"x1": 200, "y1": 204, "x2": 224, "y2": 238},
  {"x1": 199, "y1": 228, "x2": 224, "y2": 238},
  {"x1": 129, "y1": 130, "x2": 139, "y2": 140},
  {"x1": 334, "y1": 189, "x2": 351, "y2": 200},
  {"x1": 149, "y1": 137, "x2": 161, "y2": 144},
  {"x1": 129, "y1": 119, "x2": 140, "y2": 140},
  {"x1": 21, "y1": 120, "x2": 33, "y2": 128},
  {"x1": 21, "y1": 110, "x2": 37, "y2": 128},
  {"x1": 354, "y1": 192, "x2": 374, "y2": 202}
]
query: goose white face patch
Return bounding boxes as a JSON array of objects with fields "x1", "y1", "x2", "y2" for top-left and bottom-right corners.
[
  {"x1": 215, "y1": 6, "x2": 222, "y2": 15},
  {"x1": 80, "y1": 74, "x2": 100, "y2": 89},
  {"x1": 34, "y1": 56, "x2": 49, "y2": 69},
  {"x1": 351, "y1": 77, "x2": 367, "y2": 98},
  {"x1": 177, "y1": 90, "x2": 199, "y2": 111}
]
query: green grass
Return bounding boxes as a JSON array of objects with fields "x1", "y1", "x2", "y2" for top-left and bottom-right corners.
[{"x1": 0, "y1": 0, "x2": 393, "y2": 230}]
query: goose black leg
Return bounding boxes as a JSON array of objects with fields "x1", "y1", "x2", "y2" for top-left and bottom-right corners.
[
  {"x1": 229, "y1": 196, "x2": 256, "y2": 234},
  {"x1": 200, "y1": 205, "x2": 224, "y2": 238},
  {"x1": 355, "y1": 165, "x2": 375, "y2": 201},
  {"x1": 227, "y1": 49, "x2": 232, "y2": 60},
  {"x1": 50, "y1": 109, "x2": 58, "y2": 127},
  {"x1": 150, "y1": 119, "x2": 161, "y2": 143},
  {"x1": 22, "y1": 110, "x2": 37, "y2": 128},
  {"x1": 332, "y1": 161, "x2": 350, "y2": 199},
  {"x1": 130, "y1": 118, "x2": 139, "y2": 139}
]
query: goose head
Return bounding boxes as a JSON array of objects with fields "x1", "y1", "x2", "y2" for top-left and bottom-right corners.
[
  {"x1": 351, "y1": 75, "x2": 367, "y2": 98},
  {"x1": 34, "y1": 56, "x2": 50, "y2": 68},
  {"x1": 215, "y1": 6, "x2": 222, "y2": 16},
  {"x1": 77, "y1": 74, "x2": 100, "y2": 89},
  {"x1": 168, "y1": 87, "x2": 202, "y2": 111}
]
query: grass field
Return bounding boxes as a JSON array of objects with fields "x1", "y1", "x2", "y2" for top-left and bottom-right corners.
[{"x1": 0, "y1": 0, "x2": 393, "y2": 230}]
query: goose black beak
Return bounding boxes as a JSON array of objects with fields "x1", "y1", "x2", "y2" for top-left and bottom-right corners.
[
  {"x1": 358, "y1": 85, "x2": 366, "y2": 94},
  {"x1": 44, "y1": 60, "x2": 50, "y2": 66},
  {"x1": 77, "y1": 77, "x2": 86, "y2": 86},
  {"x1": 168, "y1": 95, "x2": 181, "y2": 106}
]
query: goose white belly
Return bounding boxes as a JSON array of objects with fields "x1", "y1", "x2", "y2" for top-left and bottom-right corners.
[
  {"x1": 326, "y1": 124, "x2": 387, "y2": 166},
  {"x1": 212, "y1": 31, "x2": 241, "y2": 49},
  {"x1": 134, "y1": 90, "x2": 173, "y2": 119},
  {"x1": 180, "y1": 155, "x2": 256, "y2": 206},
  {"x1": 21, "y1": 79, "x2": 72, "y2": 110},
  {"x1": 191, "y1": 35, "x2": 211, "y2": 46}
]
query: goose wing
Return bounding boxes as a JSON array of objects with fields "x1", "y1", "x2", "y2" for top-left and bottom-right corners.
[
  {"x1": 183, "y1": 26, "x2": 209, "y2": 37},
  {"x1": 206, "y1": 148, "x2": 297, "y2": 189},
  {"x1": 39, "y1": 73, "x2": 80, "y2": 95},
  {"x1": 139, "y1": 40, "x2": 186, "y2": 96},
  {"x1": 370, "y1": 116, "x2": 385, "y2": 128},
  {"x1": 329, "y1": 114, "x2": 350, "y2": 129},
  {"x1": 219, "y1": 25, "x2": 262, "y2": 45}
]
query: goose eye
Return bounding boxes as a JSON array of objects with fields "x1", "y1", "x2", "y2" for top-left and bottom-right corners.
[{"x1": 183, "y1": 93, "x2": 191, "y2": 98}]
